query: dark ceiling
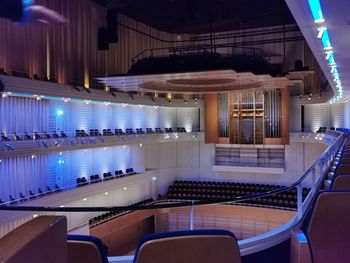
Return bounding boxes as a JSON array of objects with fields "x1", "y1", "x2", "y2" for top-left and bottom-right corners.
[{"x1": 92, "y1": 0, "x2": 296, "y2": 34}]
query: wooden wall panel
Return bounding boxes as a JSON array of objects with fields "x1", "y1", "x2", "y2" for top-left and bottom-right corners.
[
  {"x1": 204, "y1": 94, "x2": 219, "y2": 143},
  {"x1": 0, "y1": 0, "x2": 178, "y2": 84},
  {"x1": 155, "y1": 205, "x2": 295, "y2": 240}
]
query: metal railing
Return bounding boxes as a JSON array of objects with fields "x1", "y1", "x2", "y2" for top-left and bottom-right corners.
[{"x1": 0, "y1": 131, "x2": 344, "y2": 257}]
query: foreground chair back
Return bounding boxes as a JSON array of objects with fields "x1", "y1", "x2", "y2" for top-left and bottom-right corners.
[
  {"x1": 0, "y1": 216, "x2": 67, "y2": 263},
  {"x1": 134, "y1": 229, "x2": 241, "y2": 263},
  {"x1": 331, "y1": 175, "x2": 350, "y2": 190},
  {"x1": 67, "y1": 235, "x2": 109, "y2": 263},
  {"x1": 291, "y1": 191, "x2": 350, "y2": 263}
]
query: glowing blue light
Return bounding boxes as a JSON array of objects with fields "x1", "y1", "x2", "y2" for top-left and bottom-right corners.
[
  {"x1": 58, "y1": 159, "x2": 64, "y2": 165},
  {"x1": 327, "y1": 53, "x2": 336, "y2": 65},
  {"x1": 57, "y1": 109, "x2": 64, "y2": 116},
  {"x1": 321, "y1": 29, "x2": 332, "y2": 50},
  {"x1": 308, "y1": 0, "x2": 325, "y2": 23}
]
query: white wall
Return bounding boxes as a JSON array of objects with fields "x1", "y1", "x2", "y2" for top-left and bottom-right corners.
[
  {"x1": 345, "y1": 101, "x2": 350, "y2": 128},
  {"x1": 175, "y1": 140, "x2": 327, "y2": 187},
  {"x1": 303, "y1": 103, "x2": 345, "y2": 132}
]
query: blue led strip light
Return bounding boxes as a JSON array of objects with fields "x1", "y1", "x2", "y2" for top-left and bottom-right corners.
[{"x1": 307, "y1": 0, "x2": 342, "y2": 103}]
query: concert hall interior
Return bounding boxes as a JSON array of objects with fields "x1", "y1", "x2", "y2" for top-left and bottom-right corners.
[{"x1": 0, "y1": 0, "x2": 350, "y2": 262}]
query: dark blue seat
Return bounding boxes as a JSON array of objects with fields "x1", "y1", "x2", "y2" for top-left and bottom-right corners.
[
  {"x1": 67, "y1": 235, "x2": 109, "y2": 263},
  {"x1": 134, "y1": 229, "x2": 240, "y2": 263}
]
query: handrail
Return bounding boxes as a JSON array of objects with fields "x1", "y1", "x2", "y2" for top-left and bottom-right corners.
[
  {"x1": 0, "y1": 131, "x2": 343, "y2": 213},
  {"x1": 0, "y1": 131, "x2": 344, "y2": 256}
]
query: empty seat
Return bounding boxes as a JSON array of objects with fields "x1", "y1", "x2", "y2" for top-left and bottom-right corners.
[
  {"x1": 134, "y1": 229, "x2": 241, "y2": 263},
  {"x1": 0, "y1": 216, "x2": 68, "y2": 263},
  {"x1": 29, "y1": 190, "x2": 36, "y2": 199},
  {"x1": 67, "y1": 235, "x2": 109, "y2": 263},
  {"x1": 54, "y1": 184, "x2": 61, "y2": 192},
  {"x1": 12, "y1": 132, "x2": 21, "y2": 141},
  {"x1": 23, "y1": 132, "x2": 33, "y2": 140},
  {"x1": 33, "y1": 132, "x2": 41, "y2": 140},
  {"x1": 291, "y1": 191, "x2": 350, "y2": 263},
  {"x1": 60, "y1": 131, "x2": 67, "y2": 138},
  {"x1": 1, "y1": 132, "x2": 9, "y2": 141}
]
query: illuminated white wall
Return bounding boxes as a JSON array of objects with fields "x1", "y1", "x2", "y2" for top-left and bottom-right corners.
[
  {"x1": 0, "y1": 97, "x2": 50, "y2": 135},
  {"x1": 304, "y1": 103, "x2": 345, "y2": 132},
  {"x1": 49, "y1": 101, "x2": 200, "y2": 134},
  {"x1": 345, "y1": 102, "x2": 350, "y2": 128}
]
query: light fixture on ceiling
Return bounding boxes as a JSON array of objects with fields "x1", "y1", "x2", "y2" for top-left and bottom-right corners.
[{"x1": 317, "y1": 27, "x2": 327, "y2": 38}]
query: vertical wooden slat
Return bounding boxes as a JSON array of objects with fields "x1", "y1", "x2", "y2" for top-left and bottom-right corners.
[{"x1": 204, "y1": 94, "x2": 218, "y2": 144}]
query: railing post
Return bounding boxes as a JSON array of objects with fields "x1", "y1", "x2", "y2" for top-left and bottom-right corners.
[
  {"x1": 297, "y1": 184, "x2": 303, "y2": 219},
  {"x1": 190, "y1": 201, "x2": 194, "y2": 230},
  {"x1": 311, "y1": 167, "x2": 316, "y2": 186}
]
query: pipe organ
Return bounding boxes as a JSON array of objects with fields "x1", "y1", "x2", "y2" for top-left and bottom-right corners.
[{"x1": 206, "y1": 88, "x2": 289, "y2": 145}]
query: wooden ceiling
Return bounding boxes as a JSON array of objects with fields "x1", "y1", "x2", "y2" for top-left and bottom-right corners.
[{"x1": 96, "y1": 70, "x2": 299, "y2": 95}]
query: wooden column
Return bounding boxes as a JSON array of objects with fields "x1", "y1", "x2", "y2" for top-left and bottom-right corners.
[
  {"x1": 204, "y1": 94, "x2": 219, "y2": 144},
  {"x1": 281, "y1": 86, "x2": 290, "y2": 144}
]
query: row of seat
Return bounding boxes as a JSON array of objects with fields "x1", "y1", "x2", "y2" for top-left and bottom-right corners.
[
  {"x1": 0, "y1": 184, "x2": 62, "y2": 205},
  {"x1": 0, "y1": 126, "x2": 192, "y2": 142},
  {"x1": 88, "y1": 198, "x2": 154, "y2": 227},
  {"x1": 1, "y1": 131, "x2": 68, "y2": 141},
  {"x1": 325, "y1": 137, "x2": 350, "y2": 190},
  {"x1": 167, "y1": 180, "x2": 310, "y2": 210},
  {"x1": 75, "y1": 127, "x2": 188, "y2": 137},
  {"x1": 76, "y1": 168, "x2": 136, "y2": 186}
]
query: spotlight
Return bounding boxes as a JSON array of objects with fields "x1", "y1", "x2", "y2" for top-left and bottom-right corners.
[
  {"x1": 299, "y1": 94, "x2": 304, "y2": 99},
  {"x1": 184, "y1": 99, "x2": 188, "y2": 104},
  {"x1": 194, "y1": 98, "x2": 198, "y2": 104},
  {"x1": 168, "y1": 99, "x2": 172, "y2": 104},
  {"x1": 308, "y1": 94, "x2": 312, "y2": 101}
]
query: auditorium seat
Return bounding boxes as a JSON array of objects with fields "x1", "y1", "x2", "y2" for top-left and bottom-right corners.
[
  {"x1": 0, "y1": 216, "x2": 68, "y2": 263},
  {"x1": 43, "y1": 132, "x2": 50, "y2": 139},
  {"x1": 330, "y1": 174, "x2": 350, "y2": 190},
  {"x1": 167, "y1": 180, "x2": 305, "y2": 210},
  {"x1": 291, "y1": 191, "x2": 350, "y2": 263},
  {"x1": 52, "y1": 132, "x2": 59, "y2": 138},
  {"x1": 1, "y1": 132, "x2": 9, "y2": 142},
  {"x1": 55, "y1": 184, "x2": 61, "y2": 192},
  {"x1": 146, "y1": 128, "x2": 154, "y2": 133},
  {"x1": 155, "y1": 128, "x2": 163, "y2": 133},
  {"x1": 0, "y1": 215, "x2": 109, "y2": 263},
  {"x1": 60, "y1": 131, "x2": 68, "y2": 138},
  {"x1": 67, "y1": 235, "x2": 109, "y2": 263},
  {"x1": 115, "y1": 128, "x2": 125, "y2": 135},
  {"x1": 38, "y1": 187, "x2": 44, "y2": 196},
  {"x1": 103, "y1": 172, "x2": 113, "y2": 180},
  {"x1": 12, "y1": 132, "x2": 21, "y2": 141},
  {"x1": 23, "y1": 132, "x2": 33, "y2": 140},
  {"x1": 134, "y1": 229, "x2": 241, "y2": 263},
  {"x1": 9, "y1": 194, "x2": 16, "y2": 205},
  {"x1": 33, "y1": 132, "x2": 41, "y2": 140}
]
